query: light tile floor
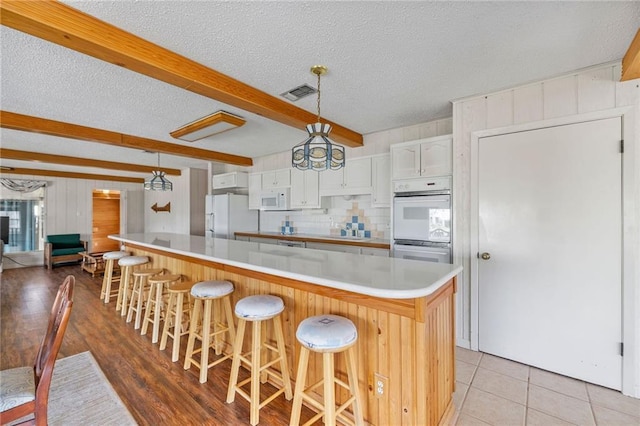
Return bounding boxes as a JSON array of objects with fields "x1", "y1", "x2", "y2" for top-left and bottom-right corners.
[{"x1": 453, "y1": 347, "x2": 640, "y2": 426}]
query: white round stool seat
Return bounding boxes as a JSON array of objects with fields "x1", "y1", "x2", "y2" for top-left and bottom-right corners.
[
  {"x1": 296, "y1": 315, "x2": 357, "y2": 352},
  {"x1": 103, "y1": 251, "x2": 129, "y2": 260},
  {"x1": 191, "y1": 280, "x2": 234, "y2": 298},
  {"x1": 118, "y1": 255, "x2": 148, "y2": 267},
  {"x1": 235, "y1": 295, "x2": 284, "y2": 320}
]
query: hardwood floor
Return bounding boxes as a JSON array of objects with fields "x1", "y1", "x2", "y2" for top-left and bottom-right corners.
[{"x1": 0, "y1": 265, "x2": 314, "y2": 425}]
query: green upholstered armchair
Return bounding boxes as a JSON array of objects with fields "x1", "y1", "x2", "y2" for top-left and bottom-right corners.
[{"x1": 44, "y1": 234, "x2": 88, "y2": 269}]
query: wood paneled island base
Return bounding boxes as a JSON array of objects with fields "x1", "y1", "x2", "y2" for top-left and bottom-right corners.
[{"x1": 124, "y1": 241, "x2": 457, "y2": 426}]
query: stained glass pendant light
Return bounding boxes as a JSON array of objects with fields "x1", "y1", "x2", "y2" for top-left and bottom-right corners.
[
  {"x1": 292, "y1": 65, "x2": 345, "y2": 171},
  {"x1": 144, "y1": 152, "x2": 173, "y2": 191}
]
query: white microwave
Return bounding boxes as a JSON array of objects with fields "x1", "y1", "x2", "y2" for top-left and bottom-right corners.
[{"x1": 260, "y1": 189, "x2": 290, "y2": 211}]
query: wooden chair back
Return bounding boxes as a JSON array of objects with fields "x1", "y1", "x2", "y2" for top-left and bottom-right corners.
[{"x1": 1, "y1": 275, "x2": 75, "y2": 425}]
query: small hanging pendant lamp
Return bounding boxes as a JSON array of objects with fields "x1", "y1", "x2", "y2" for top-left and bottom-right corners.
[
  {"x1": 144, "y1": 152, "x2": 173, "y2": 191},
  {"x1": 292, "y1": 65, "x2": 345, "y2": 171}
]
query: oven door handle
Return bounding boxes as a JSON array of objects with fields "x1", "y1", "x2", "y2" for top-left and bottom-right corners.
[
  {"x1": 393, "y1": 244, "x2": 449, "y2": 253},
  {"x1": 393, "y1": 197, "x2": 450, "y2": 204}
]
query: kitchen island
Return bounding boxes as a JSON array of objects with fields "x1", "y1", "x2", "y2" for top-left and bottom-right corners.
[{"x1": 110, "y1": 232, "x2": 462, "y2": 425}]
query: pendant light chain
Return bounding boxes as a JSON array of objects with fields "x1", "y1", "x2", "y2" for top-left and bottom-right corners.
[{"x1": 316, "y1": 70, "x2": 321, "y2": 123}]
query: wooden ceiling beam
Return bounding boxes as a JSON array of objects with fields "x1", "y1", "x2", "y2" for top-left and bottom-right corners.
[
  {"x1": 0, "y1": 111, "x2": 253, "y2": 167},
  {"x1": 0, "y1": 0, "x2": 363, "y2": 148},
  {"x1": 622, "y1": 28, "x2": 640, "y2": 81},
  {"x1": 0, "y1": 167, "x2": 144, "y2": 184},
  {"x1": 0, "y1": 148, "x2": 182, "y2": 176}
]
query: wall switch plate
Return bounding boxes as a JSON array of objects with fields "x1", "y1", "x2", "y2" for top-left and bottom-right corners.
[{"x1": 374, "y1": 372, "x2": 388, "y2": 398}]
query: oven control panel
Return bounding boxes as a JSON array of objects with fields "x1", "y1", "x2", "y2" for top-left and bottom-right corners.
[{"x1": 393, "y1": 176, "x2": 451, "y2": 193}]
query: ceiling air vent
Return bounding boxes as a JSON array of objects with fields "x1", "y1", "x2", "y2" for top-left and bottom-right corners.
[{"x1": 281, "y1": 84, "x2": 317, "y2": 102}]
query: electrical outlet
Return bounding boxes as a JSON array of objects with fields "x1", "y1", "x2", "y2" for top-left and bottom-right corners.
[{"x1": 374, "y1": 372, "x2": 388, "y2": 398}]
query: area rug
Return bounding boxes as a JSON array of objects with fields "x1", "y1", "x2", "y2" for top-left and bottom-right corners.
[{"x1": 47, "y1": 351, "x2": 137, "y2": 425}]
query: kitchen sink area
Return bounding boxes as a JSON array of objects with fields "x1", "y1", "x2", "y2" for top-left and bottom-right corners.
[{"x1": 234, "y1": 231, "x2": 390, "y2": 257}]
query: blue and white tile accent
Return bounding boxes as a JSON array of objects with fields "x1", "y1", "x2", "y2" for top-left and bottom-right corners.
[
  {"x1": 339, "y1": 203, "x2": 372, "y2": 238},
  {"x1": 281, "y1": 217, "x2": 295, "y2": 235}
]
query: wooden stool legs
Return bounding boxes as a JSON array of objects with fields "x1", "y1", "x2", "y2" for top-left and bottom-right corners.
[
  {"x1": 183, "y1": 295, "x2": 235, "y2": 383},
  {"x1": 160, "y1": 281, "x2": 195, "y2": 362},
  {"x1": 100, "y1": 258, "x2": 118, "y2": 303},
  {"x1": 116, "y1": 265, "x2": 132, "y2": 315},
  {"x1": 226, "y1": 296, "x2": 292, "y2": 426},
  {"x1": 290, "y1": 314, "x2": 363, "y2": 426},
  {"x1": 290, "y1": 345, "x2": 362, "y2": 426}
]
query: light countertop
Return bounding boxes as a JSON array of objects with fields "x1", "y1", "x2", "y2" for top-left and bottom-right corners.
[
  {"x1": 234, "y1": 231, "x2": 391, "y2": 249},
  {"x1": 110, "y1": 233, "x2": 462, "y2": 299}
]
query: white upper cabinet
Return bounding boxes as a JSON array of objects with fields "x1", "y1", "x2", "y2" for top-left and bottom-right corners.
[
  {"x1": 248, "y1": 173, "x2": 262, "y2": 210},
  {"x1": 212, "y1": 171, "x2": 248, "y2": 189},
  {"x1": 262, "y1": 169, "x2": 291, "y2": 189},
  {"x1": 319, "y1": 157, "x2": 372, "y2": 196},
  {"x1": 391, "y1": 144, "x2": 421, "y2": 179},
  {"x1": 391, "y1": 135, "x2": 452, "y2": 179},
  {"x1": 420, "y1": 137, "x2": 452, "y2": 177},
  {"x1": 371, "y1": 154, "x2": 391, "y2": 207},
  {"x1": 290, "y1": 169, "x2": 320, "y2": 209}
]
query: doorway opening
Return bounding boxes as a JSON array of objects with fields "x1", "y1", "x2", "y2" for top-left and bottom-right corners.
[{"x1": 92, "y1": 189, "x2": 121, "y2": 253}]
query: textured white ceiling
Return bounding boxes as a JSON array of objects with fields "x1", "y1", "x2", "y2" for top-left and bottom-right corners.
[{"x1": 1, "y1": 1, "x2": 638, "y2": 175}]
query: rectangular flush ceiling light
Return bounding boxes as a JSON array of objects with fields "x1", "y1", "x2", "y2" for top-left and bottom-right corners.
[{"x1": 170, "y1": 110, "x2": 246, "y2": 142}]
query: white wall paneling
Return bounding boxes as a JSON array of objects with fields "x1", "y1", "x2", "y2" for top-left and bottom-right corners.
[
  {"x1": 454, "y1": 61, "x2": 640, "y2": 397},
  {"x1": 144, "y1": 168, "x2": 207, "y2": 235},
  {"x1": 1, "y1": 173, "x2": 140, "y2": 248}
]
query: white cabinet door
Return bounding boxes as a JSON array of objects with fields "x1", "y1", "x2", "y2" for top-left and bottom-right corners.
[
  {"x1": 319, "y1": 157, "x2": 371, "y2": 196},
  {"x1": 319, "y1": 168, "x2": 344, "y2": 192},
  {"x1": 360, "y1": 247, "x2": 389, "y2": 257},
  {"x1": 306, "y1": 242, "x2": 361, "y2": 254},
  {"x1": 262, "y1": 169, "x2": 291, "y2": 189},
  {"x1": 248, "y1": 236, "x2": 278, "y2": 245},
  {"x1": 344, "y1": 157, "x2": 371, "y2": 189},
  {"x1": 291, "y1": 169, "x2": 320, "y2": 209},
  {"x1": 290, "y1": 169, "x2": 306, "y2": 209},
  {"x1": 372, "y1": 155, "x2": 390, "y2": 207},
  {"x1": 391, "y1": 145, "x2": 420, "y2": 179},
  {"x1": 420, "y1": 138, "x2": 452, "y2": 177},
  {"x1": 391, "y1": 135, "x2": 453, "y2": 179},
  {"x1": 248, "y1": 173, "x2": 262, "y2": 210},
  {"x1": 303, "y1": 171, "x2": 319, "y2": 208},
  {"x1": 213, "y1": 172, "x2": 248, "y2": 189}
]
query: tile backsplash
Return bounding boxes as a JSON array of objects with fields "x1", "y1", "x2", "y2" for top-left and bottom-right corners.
[{"x1": 260, "y1": 194, "x2": 390, "y2": 239}]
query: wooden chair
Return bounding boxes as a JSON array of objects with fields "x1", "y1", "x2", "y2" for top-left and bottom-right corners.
[{"x1": 0, "y1": 275, "x2": 75, "y2": 426}]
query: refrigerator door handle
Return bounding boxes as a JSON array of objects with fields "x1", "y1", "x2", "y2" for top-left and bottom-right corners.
[{"x1": 207, "y1": 213, "x2": 215, "y2": 233}]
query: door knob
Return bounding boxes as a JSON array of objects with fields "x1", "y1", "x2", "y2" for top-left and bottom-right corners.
[{"x1": 480, "y1": 252, "x2": 491, "y2": 260}]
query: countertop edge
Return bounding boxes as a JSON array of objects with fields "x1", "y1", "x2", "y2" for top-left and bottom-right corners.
[{"x1": 110, "y1": 234, "x2": 461, "y2": 300}]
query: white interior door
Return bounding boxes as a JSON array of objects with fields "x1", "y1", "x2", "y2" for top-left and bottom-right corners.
[{"x1": 478, "y1": 117, "x2": 622, "y2": 390}]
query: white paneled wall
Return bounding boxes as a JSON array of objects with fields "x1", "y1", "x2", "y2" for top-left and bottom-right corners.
[
  {"x1": 1, "y1": 173, "x2": 140, "y2": 245},
  {"x1": 145, "y1": 168, "x2": 207, "y2": 235},
  {"x1": 452, "y1": 61, "x2": 640, "y2": 396}
]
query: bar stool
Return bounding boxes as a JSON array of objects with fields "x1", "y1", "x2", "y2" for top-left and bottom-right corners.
[
  {"x1": 289, "y1": 314, "x2": 363, "y2": 426},
  {"x1": 100, "y1": 251, "x2": 129, "y2": 304},
  {"x1": 183, "y1": 280, "x2": 236, "y2": 383},
  {"x1": 226, "y1": 295, "x2": 293, "y2": 426},
  {"x1": 116, "y1": 256, "x2": 149, "y2": 316},
  {"x1": 126, "y1": 267, "x2": 164, "y2": 329},
  {"x1": 160, "y1": 280, "x2": 196, "y2": 362},
  {"x1": 141, "y1": 273, "x2": 182, "y2": 343}
]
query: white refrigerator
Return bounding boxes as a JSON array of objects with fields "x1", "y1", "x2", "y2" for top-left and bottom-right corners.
[{"x1": 205, "y1": 194, "x2": 258, "y2": 239}]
